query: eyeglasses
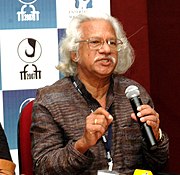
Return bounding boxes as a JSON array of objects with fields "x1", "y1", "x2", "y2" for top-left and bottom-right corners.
[{"x1": 75, "y1": 37, "x2": 123, "y2": 51}]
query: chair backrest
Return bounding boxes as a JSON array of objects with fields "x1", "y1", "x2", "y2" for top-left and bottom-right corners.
[{"x1": 18, "y1": 100, "x2": 34, "y2": 175}]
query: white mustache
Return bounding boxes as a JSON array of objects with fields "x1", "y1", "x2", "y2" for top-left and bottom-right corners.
[{"x1": 94, "y1": 55, "x2": 116, "y2": 64}]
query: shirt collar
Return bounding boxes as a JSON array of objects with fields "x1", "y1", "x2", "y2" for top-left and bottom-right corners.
[{"x1": 71, "y1": 75, "x2": 114, "y2": 111}]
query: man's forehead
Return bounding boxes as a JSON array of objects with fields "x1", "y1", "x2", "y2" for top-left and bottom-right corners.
[{"x1": 79, "y1": 20, "x2": 115, "y2": 37}]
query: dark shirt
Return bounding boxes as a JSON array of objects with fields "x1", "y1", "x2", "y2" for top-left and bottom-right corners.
[
  {"x1": 31, "y1": 74, "x2": 169, "y2": 175},
  {"x1": 0, "y1": 123, "x2": 12, "y2": 161}
]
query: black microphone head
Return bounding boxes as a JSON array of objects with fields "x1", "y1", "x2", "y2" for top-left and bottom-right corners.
[{"x1": 125, "y1": 85, "x2": 140, "y2": 99}]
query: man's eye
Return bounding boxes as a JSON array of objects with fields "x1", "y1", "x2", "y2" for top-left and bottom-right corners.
[
  {"x1": 109, "y1": 40, "x2": 116, "y2": 45},
  {"x1": 90, "y1": 40, "x2": 101, "y2": 44}
]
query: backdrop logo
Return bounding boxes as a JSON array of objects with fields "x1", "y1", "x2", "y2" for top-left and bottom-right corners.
[
  {"x1": 18, "y1": 38, "x2": 42, "y2": 63},
  {"x1": 69, "y1": 0, "x2": 93, "y2": 19},
  {"x1": 17, "y1": 38, "x2": 42, "y2": 80},
  {"x1": 75, "y1": 0, "x2": 93, "y2": 9},
  {"x1": 17, "y1": 0, "x2": 40, "y2": 22},
  {"x1": 18, "y1": 0, "x2": 38, "y2": 5}
]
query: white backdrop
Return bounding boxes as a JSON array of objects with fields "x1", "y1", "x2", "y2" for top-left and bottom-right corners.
[{"x1": 0, "y1": 0, "x2": 110, "y2": 174}]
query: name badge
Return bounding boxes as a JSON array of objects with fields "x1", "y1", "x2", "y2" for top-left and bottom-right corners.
[{"x1": 97, "y1": 170, "x2": 119, "y2": 175}]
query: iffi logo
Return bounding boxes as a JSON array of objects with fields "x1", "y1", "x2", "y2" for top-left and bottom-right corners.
[
  {"x1": 18, "y1": 0, "x2": 38, "y2": 4},
  {"x1": 17, "y1": 38, "x2": 42, "y2": 80},
  {"x1": 75, "y1": 0, "x2": 93, "y2": 9},
  {"x1": 17, "y1": 0, "x2": 40, "y2": 21}
]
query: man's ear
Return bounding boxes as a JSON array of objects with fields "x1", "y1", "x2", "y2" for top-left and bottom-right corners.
[{"x1": 71, "y1": 51, "x2": 79, "y2": 62}]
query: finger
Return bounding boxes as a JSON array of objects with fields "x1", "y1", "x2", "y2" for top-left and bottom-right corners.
[
  {"x1": 93, "y1": 115, "x2": 112, "y2": 133},
  {"x1": 151, "y1": 116, "x2": 160, "y2": 125},
  {"x1": 140, "y1": 114, "x2": 159, "y2": 123},
  {"x1": 142, "y1": 114, "x2": 160, "y2": 140},
  {"x1": 87, "y1": 122, "x2": 106, "y2": 139},
  {"x1": 86, "y1": 115, "x2": 107, "y2": 134},
  {"x1": 93, "y1": 108, "x2": 113, "y2": 125},
  {"x1": 94, "y1": 124, "x2": 107, "y2": 135},
  {"x1": 94, "y1": 107, "x2": 113, "y2": 121},
  {"x1": 131, "y1": 113, "x2": 137, "y2": 121},
  {"x1": 137, "y1": 106, "x2": 158, "y2": 118},
  {"x1": 137, "y1": 105, "x2": 155, "y2": 115},
  {"x1": 137, "y1": 104, "x2": 150, "y2": 111},
  {"x1": 94, "y1": 118, "x2": 98, "y2": 125},
  {"x1": 89, "y1": 114, "x2": 107, "y2": 125},
  {"x1": 93, "y1": 117, "x2": 107, "y2": 126}
]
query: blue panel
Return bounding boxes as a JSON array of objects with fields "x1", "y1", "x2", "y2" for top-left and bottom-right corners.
[
  {"x1": 0, "y1": 0, "x2": 57, "y2": 29},
  {"x1": 3, "y1": 89, "x2": 36, "y2": 149}
]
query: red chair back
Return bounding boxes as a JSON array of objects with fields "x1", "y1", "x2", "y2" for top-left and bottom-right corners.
[{"x1": 18, "y1": 100, "x2": 34, "y2": 175}]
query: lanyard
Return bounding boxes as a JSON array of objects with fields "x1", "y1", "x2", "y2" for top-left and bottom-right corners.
[
  {"x1": 71, "y1": 77, "x2": 113, "y2": 171},
  {"x1": 102, "y1": 124, "x2": 113, "y2": 171}
]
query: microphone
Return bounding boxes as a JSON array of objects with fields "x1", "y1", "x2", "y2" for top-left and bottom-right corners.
[{"x1": 125, "y1": 85, "x2": 157, "y2": 150}]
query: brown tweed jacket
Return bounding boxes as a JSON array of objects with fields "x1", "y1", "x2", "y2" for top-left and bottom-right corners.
[{"x1": 31, "y1": 75, "x2": 169, "y2": 175}]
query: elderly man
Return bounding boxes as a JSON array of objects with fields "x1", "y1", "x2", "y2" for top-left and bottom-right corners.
[{"x1": 31, "y1": 12, "x2": 169, "y2": 175}]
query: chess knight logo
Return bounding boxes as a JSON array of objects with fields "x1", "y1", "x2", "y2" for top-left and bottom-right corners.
[
  {"x1": 75, "y1": 0, "x2": 93, "y2": 9},
  {"x1": 17, "y1": 0, "x2": 40, "y2": 21}
]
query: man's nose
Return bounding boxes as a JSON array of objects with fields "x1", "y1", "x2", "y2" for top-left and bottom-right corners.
[{"x1": 99, "y1": 41, "x2": 111, "y2": 53}]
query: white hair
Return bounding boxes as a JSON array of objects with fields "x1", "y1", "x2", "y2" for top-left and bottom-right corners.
[{"x1": 56, "y1": 11, "x2": 135, "y2": 76}]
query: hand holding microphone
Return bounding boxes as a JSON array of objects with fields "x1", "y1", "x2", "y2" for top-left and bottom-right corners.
[{"x1": 125, "y1": 85, "x2": 160, "y2": 150}]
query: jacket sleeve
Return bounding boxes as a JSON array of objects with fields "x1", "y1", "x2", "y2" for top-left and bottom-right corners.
[
  {"x1": 142, "y1": 131, "x2": 169, "y2": 172},
  {"x1": 31, "y1": 94, "x2": 94, "y2": 175}
]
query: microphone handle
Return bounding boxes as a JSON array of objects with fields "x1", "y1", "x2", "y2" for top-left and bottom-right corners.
[{"x1": 130, "y1": 96, "x2": 157, "y2": 150}]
